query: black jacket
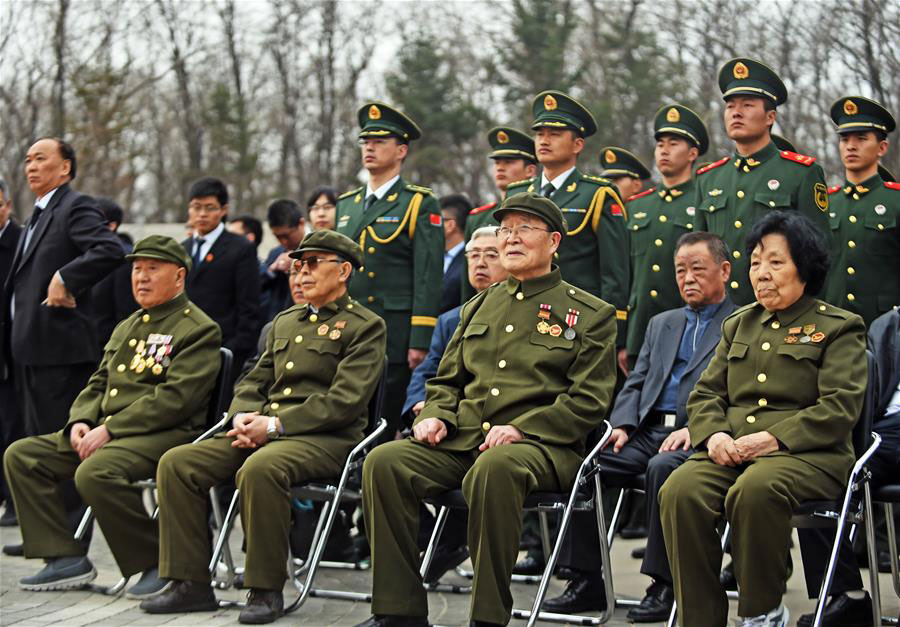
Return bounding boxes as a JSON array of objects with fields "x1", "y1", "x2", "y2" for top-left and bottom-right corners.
[
  {"x1": 868, "y1": 308, "x2": 900, "y2": 422},
  {"x1": 0, "y1": 220, "x2": 23, "y2": 287},
  {"x1": 90, "y1": 232, "x2": 138, "y2": 347},
  {"x1": 440, "y1": 249, "x2": 464, "y2": 313}
]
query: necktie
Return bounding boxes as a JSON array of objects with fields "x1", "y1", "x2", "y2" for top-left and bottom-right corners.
[
  {"x1": 192, "y1": 237, "x2": 206, "y2": 267},
  {"x1": 541, "y1": 183, "x2": 555, "y2": 198},
  {"x1": 23, "y1": 205, "x2": 44, "y2": 253},
  {"x1": 365, "y1": 195, "x2": 377, "y2": 211}
]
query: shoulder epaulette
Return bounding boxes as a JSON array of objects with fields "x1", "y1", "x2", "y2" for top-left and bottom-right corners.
[
  {"x1": 469, "y1": 201, "x2": 498, "y2": 215},
  {"x1": 506, "y1": 176, "x2": 535, "y2": 188},
  {"x1": 338, "y1": 186, "x2": 363, "y2": 200},
  {"x1": 628, "y1": 187, "x2": 656, "y2": 201},
  {"x1": 779, "y1": 150, "x2": 816, "y2": 166},
  {"x1": 724, "y1": 301, "x2": 758, "y2": 321},
  {"x1": 827, "y1": 185, "x2": 841, "y2": 195},
  {"x1": 885, "y1": 181, "x2": 900, "y2": 191},
  {"x1": 580, "y1": 173, "x2": 612, "y2": 185},
  {"x1": 405, "y1": 183, "x2": 433, "y2": 195},
  {"x1": 814, "y1": 300, "x2": 856, "y2": 320},
  {"x1": 564, "y1": 284, "x2": 602, "y2": 311},
  {"x1": 697, "y1": 157, "x2": 729, "y2": 175}
]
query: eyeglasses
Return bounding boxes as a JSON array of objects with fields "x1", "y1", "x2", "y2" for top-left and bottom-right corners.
[
  {"x1": 465, "y1": 250, "x2": 500, "y2": 262},
  {"x1": 496, "y1": 225, "x2": 550, "y2": 239},
  {"x1": 188, "y1": 203, "x2": 223, "y2": 214},
  {"x1": 293, "y1": 256, "x2": 343, "y2": 270}
]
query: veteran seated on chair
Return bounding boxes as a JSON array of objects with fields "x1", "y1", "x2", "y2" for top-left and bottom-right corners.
[
  {"x1": 141, "y1": 230, "x2": 386, "y2": 625},
  {"x1": 3, "y1": 235, "x2": 221, "y2": 597},
  {"x1": 659, "y1": 211, "x2": 868, "y2": 627},
  {"x1": 356, "y1": 192, "x2": 618, "y2": 627}
]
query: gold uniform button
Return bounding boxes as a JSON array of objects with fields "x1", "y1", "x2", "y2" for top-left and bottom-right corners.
[
  {"x1": 768, "y1": 201, "x2": 775, "y2": 207},
  {"x1": 771, "y1": 321, "x2": 781, "y2": 329},
  {"x1": 757, "y1": 373, "x2": 767, "y2": 383},
  {"x1": 309, "y1": 314, "x2": 318, "y2": 322},
  {"x1": 746, "y1": 415, "x2": 756, "y2": 424},
  {"x1": 360, "y1": 266, "x2": 365, "y2": 272},
  {"x1": 105, "y1": 415, "x2": 112, "y2": 422},
  {"x1": 505, "y1": 324, "x2": 514, "y2": 333},
  {"x1": 730, "y1": 281, "x2": 739, "y2": 289},
  {"x1": 568, "y1": 289, "x2": 576, "y2": 295},
  {"x1": 652, "y1": 264, "x2": 660, "y2": 272},
  {"x1": 819, "y1": 305, "x2": 827, "y2": 311},
  {"x1": 183, "y1": 308, "x2": 191, "y2": 315},
  {"x1": 368, "y1": 271, "x2": 375, "y2": 278},
  {"x1": 142, "y1": 314, "x2": 150, "y2": 323},
  {"x1": 283, "y1": 387, "x2": 292, "y2": 395},
  {"x1": 686, "y1": 223, "x2": 693, "y2": 229},
  {"x1": 498, "y1": 360, "x2": 507, "y2": 368},
  {"x1": 733, "y1": 251, "x2": 741, "y2": 259},
  {"x1": 516, "y1": 292, "x2": 524, "y2": 300},
  {"x1": 761, "y1": 342, "x2": 771, "y2": 351},
  {"x1": 654, "y1": 238, "x2": 663, "y2": 247},
  {"x1": 110, "y1": 388, "x2": 118, "y2": 397},
  {"x1": 659, "y1": 215, "x2": 668, "y2": 222},
  {"x1": 482, "y1": 422, "x2": 491, "y2": 431},
  {"x1": 734, "y1": 220, "x2": 743, "y2": 228},
  {"x1": 758, "y1": 398, "x2": 768, "y2": 406},
  {"x1": 367, "y1": 296, "x2": 375, "y2": 303},
  {"x1": 849, "y1": 215, "x2": 857, "y2": 223},
  {"x1": 295, "y1": 335, "x2": 303, "y2": 343},
  {"x1": 270, "y1": 402, "x2": 280, "y2": 410},
  {"x1": 368, "y1": 246, "x2": 376, "y2": 254},
  {"x1": 847, "y1": 293, "x2": 855, "y2": 301},
  {"x1": 853, "y1": 193, "x2": 860, "y2": 200},
  {"x1": 847, "y1": 267, "x2": 855, "y2": 275},
  {"x1": 665, "y1": 196, "x2": 672, "y2": 203},
  {"x1": 632, "y1": 224, "x2": 639, "y2": 231},
  {"x1": 650, "y1": 290, "x2": 658, "y2": 297},
  {"x1": 878, "y1": 224, "x2": 885, "y2": 231},
  {"x1": 129, "y1": 338, "x2": 137, "y2": 347},
  {"x1": 848, "y1": 240, "x2": 856, "y2": 248},
  {"x1": 117, "y1": 364, "x2": 126, "y2": 372},
  {"x1": 346, "y1": 304, "x2": 354, "y2": 310},
  {"x1": 737, "y1": 190, "x2": 745, "y2": 199},
  {"x1": 286, "y1": 361, "x2": 294, "y2": 370},
  {"x1": 490, "y1": 388, "x2": 500, "y2": 396}
]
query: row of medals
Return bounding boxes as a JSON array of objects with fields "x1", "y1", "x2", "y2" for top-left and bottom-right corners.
[
  {"x1": 536, "y1": 318, "x2": 576, "y2": 340},
  {"x1": 317, "y1": 320, "x2": 346, "y2": 340},
  {"x1": 129, "y1": 337, "x2": 171, "y2": 375},
  {"x1": 784, "y1": 324, "x2": 825, "y2": 345}
]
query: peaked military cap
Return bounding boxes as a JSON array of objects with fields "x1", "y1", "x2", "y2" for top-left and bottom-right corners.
[
  {"x1": 830, "y1": 96, "x2": 896, "y2": 135},
  {"x1": 718, "y1": 57, "x2": 787, "y2": 106},
  {"x1": 126, "y1": 234, "x2": 192, "y2": 271},
  {"x1": 488, "y1": 126, "x2": 536, "y2": 163},
  {"x1": 653, "y1": 104, "x2": 710, "y2": 156},
  {"x1": 771, "y1": 134, "x2": 797, "y2": 153},
  {"x1": 289, "y1": 230, "x2": 364, "y2": 269},
  {"x1": 493, "y1": 192, "x2": 567, "y2": 236},
  {"x1": 531, "y1": 91, "x2": 598, "y2": 138},
  {"x1": 357, "y1": 101, "x2": 422, "y2": 142},
  {"x1": 599, "y1": 147, "x2": 651, "y2": 179}
]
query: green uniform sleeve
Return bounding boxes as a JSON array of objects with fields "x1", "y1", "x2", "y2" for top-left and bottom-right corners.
[
  {"x1": 693, "y1": 181, "x2": 709, "y2": 232},
  {"x1": 796, "y1": 163, "x2": 832, "y2": 250},
  {"x1": 597, "y1": 188, "x2": 630, "y2": 346},
  {"x1": 411, "y1": 193, "x2": 444, "y2": 350}
]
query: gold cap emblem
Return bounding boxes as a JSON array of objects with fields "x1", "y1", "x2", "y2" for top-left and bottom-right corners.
[
  {"x1": 733, "y1": 61, "x2": 749, "y2": 79},
  {"x1": 496, "y1": 130, "x2": 509, "y2": 144},
  {"x1": 666, "y1": 107, "x2": 680, "y2": 123},
  {"x1": 843, "y1": 99, "x2": 858, "y2": 115},
  {"x1": 604, "y1": 149, "x2": 616, "y2": 164},
  {"x1": 544, "y1": 94, "x2": 557, "y2": 111},
  {"x1": 368, "y1": 105, "x2": 381, "y2": 120}
]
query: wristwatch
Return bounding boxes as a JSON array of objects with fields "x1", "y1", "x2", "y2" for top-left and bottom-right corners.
[{"x1": 266, "y1": 416, "x2": 282, "y2": 440}]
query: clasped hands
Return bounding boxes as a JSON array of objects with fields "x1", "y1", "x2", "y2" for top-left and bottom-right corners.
[
  {"x1": 413, "y1": 417, "x2": 523, "y2": 451},
  {"x1": 69, "y1": 423, "x2": 111, "y2": 460},
  {"x1": 227, "y1": 412, "x2": 278, "y2": 449},
  {"x1": 706, "y1": 430, "x2": 778, "y2": 466}
]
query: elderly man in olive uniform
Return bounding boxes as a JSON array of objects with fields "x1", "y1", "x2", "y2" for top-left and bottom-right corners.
[
  {"x1": 143, "y1": 231, "x2": 386, "y2": 624},
  {"x1": 599, "y1": 146, "x2": 651, "y2": 204},
  {"x1": 334, "y1": 102, "x2": 443, "y2": 437},
  {"x1": 823, "y1": 96, "x2": 898, "y2": 324},
  {"x1": 693, "y1": 57, "x2": 831, "y2": 305},
  {"x1": 357, "y1": 192, "x2": 618, "y2": 627},
  {"x1": 506, "y1": 91, "x2": 629, "y2": 374},
  {"x1": 4, "y1": 235, "x2": 221, "y2": 596},
  {"x1": 625, "y1": 106, "x2": 710, "y2": 370},
  {"x1": 461, "y1": 127, "x2": 537, "y2": 302}
]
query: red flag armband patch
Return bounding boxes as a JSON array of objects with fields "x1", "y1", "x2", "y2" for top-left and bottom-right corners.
[
  {"x1": 430, "y1": 213, "x2": 442, "y2": 226},
  {"x1": 610, "y1": 204, "x2": 624, "y2": 216}
]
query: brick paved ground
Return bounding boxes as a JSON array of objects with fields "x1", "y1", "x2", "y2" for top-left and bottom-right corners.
[{"x1": 1, "y1": 503, "x2": 897, "y2": 626}]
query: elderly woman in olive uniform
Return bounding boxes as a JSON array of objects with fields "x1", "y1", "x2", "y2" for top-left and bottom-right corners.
[
  {"x1": 659, "y1": 211, "x2": 867, "y2": 627},
  {"x1": 357, "y1": 192, "x2": 618, "y2": 627}
]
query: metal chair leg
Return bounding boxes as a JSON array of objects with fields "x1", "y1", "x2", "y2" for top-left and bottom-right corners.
[
  {"x1": 885, "y1": 502, "x2": 900, "y2": 597},
  {"x1": 419, "y1": 506, "x2": 449, "y2": 580},
  {"x1": 862, "y1": 483, "x2": 882, "y2": 627},
  {"x1": 209, "y1": 489, "x2": 240, "y2": 575},
  {"x1": 74, "y1": 507, "x2": 93, "y2": 541},
  {"x1": 210, "y1": 486, "x2": 237, "y2": 587}
]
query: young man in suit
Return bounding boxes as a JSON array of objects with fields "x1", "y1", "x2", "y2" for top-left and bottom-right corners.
[
  {"x1": 544, "y1": 232, "x2": 735, "y2": 622},
  {"x1": 438, "y1": 194, "x2": 470, "y2": 313},
  {"x1": 182, "y1": 177, "x2": 261, "y2": 391},
  {"x1": 259, "y1": 199, "x2": 306, "y2": 324}
]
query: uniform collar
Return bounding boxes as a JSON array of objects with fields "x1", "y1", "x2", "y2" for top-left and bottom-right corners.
[
  {"x1": 505, "y1": 266, "x2": 561, "y2": 298},
  {"x1": 140, "y1": 291, "x2": 190, "y2": 322},
  {"x1": 842, "y1": 172, "x2": 882, "y2": 198},
  {"x1": 658, "y1": 178, "x2": 692, "y2": 198},
  {"x1": 759, "y1": 294, "x2": 815, "y2": 327},
  {"x1": 298, "y1": 291, "x2": 353, "y2": 320},
  {"x1": 733, "y1": 141, "x2": 777, "y2": 171}
]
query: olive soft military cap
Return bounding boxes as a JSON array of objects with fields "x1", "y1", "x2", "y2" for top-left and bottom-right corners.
[
  {"x1": 358, "y1": 101, "x2": 422, "y2": 142},
  {"x1": 493, "y1": 191, "x2": 567, "y2": 236},
  {"x1": 488, "y1": 126, "x2": 536, "y2": 163},
  {"x1": 126, "y1": 234, "x2": 192, "y2": 271},
  {"x1": 531, "y1": 90, "x2": 598, "y2": 138},
  {"x1": 771, "y1": 134, "x2": 797, "y2": 153},
  {"x1": 599, "y1": 147, "x2": 652, "y2": 179},
  {"x1": 718, "y1": 57, "x2": 787, "y2": 106},
  {"x1": 830, "y1": 96, "x2": 896, "y2": 135},
  {"x1": 654, "y1": 104, "x2": 710, "y2": 156},
  {"x1": 289, "y1": 230, "x2": 364, "y2": 269}
]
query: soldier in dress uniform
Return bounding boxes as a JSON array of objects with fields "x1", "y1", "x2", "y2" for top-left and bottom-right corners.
[
  {"x1": 625, "y1": 105, "x2": 710, "y2": 370},
  {"x1": 461, "y1": 127, "x2": 537, "y2": 302},
  {"x1": 142, "y1": 230, "x2": 386, "y2": 623},
  {"x1": 693, "y1": 57, "x2": 831, "y2": 305},
  {"x1": 3, "y1": 235, "x2": 221, "y2": 597},
  {"x1": 355, "y1": 193, "x2": 617, "y2": 627},
  {"x1": 334, "y1": 102, "x2": 443, "y2": 437},
  {"x1": 822, "y1": 96, "x2": 898, "y2": 324},
  {"x1": 599, "y1": 146, "x2": 652, "y2": 204}
]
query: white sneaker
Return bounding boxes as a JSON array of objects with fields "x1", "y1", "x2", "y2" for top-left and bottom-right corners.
[{"x1": 739, "y1": 604, "x2": 789, "y2": 627}]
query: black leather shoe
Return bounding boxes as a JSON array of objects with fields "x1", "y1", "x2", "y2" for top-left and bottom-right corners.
[
  {"x1": 353, "y1": 615, "x2": 430, "y2": 627},
  {"x1": 0, "y1": 506, "x2": 17, "y2": 527},
  {"x1": 239, "y1": 588, "x2": 284, "y2": 624},
  {"x1": 423, "y1": 545, "x2": 469, "y2": 584},
  {"x1": 2, "y1": 543, "x2": 23, "y2": 556},
  {"x1": 631, "y1": 545, "x2": 646, "y2": 559},
  {"x1": 541, "y1": 573, "x2": 607, "y2": 613},
  {"x1": 513, "y1": 554, "x2": 544, "y2": 576},
  {"x1": 720, "y1": 560, "x2": 737, "y2": 591},
  {"x1": 626, "y1": 580, "x2": 674, "y2": 623},
  {"x1": 796, "y1": 592, "x2": 872, "y2": 627},
  {"x1": 140, "y1": 579, "x2": 218, "y2": 613},
  {"x1": 470, "y1": 621, "x2": 502, "y2": 627},
  {"x1": 619, "y1": 523, "x2": 648, "y2": 539}
]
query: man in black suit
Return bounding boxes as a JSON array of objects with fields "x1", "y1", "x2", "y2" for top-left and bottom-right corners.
[
  {"x1": 543, "y1": 231, "x2": 735, "y2": 622},
  {"x1": 90, "y1": 198, "x2": 137, "y2": 349},
  {"x1": 181, "y1": 177, "x2": 260, "y2": 391},
  {"x1": 439, "y1": 194, "x2": 469, "y2": 313},
  {"x1": 259, "y1": 199, "x2": 305, "y2": 324}
]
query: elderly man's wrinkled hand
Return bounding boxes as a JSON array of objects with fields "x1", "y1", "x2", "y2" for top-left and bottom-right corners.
[
  {"x1": 734, "y1": 431, "x2": 779, "y2": 461},
  {"x1": 479, "y1": 425, "x2": 523, "y2": 451},
  {"x1": 660, "y1": 427, "x2": 691, "y2": 452},
  {"x1": 706, "y1": 432, "x2": 742, "y2": 466},
  {"x1": 413, "y1": 417, "x2": 447, "y2": 447}
]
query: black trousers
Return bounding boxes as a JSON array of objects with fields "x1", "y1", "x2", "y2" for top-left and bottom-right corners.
[
  {"x1": 557, "y1": 425, "x2": 692, "y2": 584},
  {"x1": 0, "y1": 377, "x2": 22, "y2": 504},
  {"x1": 797, "y1": 424, "x2": 900, "y2": 598}
]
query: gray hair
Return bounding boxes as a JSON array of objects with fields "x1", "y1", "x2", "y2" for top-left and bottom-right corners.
[
  {"x1": 465, "y1": 226, "x2": 499, "y2": 251},
  {"x1": 673, "y1": 231, "x2": 729, "y2": 264}
]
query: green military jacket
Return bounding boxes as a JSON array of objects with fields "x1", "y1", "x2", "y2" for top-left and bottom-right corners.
[
  {"x1": 335, "y1": 177, "x2": 443, "y2": 363},
  {"x1": 62, "y1": 292, "x2": 222, "y2": 459},
  {"x1": 693, "y1": 142, "x2": 831, "y2": 305},
  {"x1": 417, "y1": 268, "x2": 617, "y2": 487},
  {"x1": 506, "y1": 168, "x2": 630, "y2": 344},
  {"x1": 230, "y1": 292, "x2": 387, "y2": 453},
  {"x1": 824, "y1": 173, "x2": 900, "y2": 326},
  {"x1": 687, "y1": 295, "x2": 867, "y2": 484},
  {"x1": 460, "y1": 199, "x2": 500, "y2": 303},
  {"x1": 625, "y1": 179, "x2": 698, "y2": 358}
]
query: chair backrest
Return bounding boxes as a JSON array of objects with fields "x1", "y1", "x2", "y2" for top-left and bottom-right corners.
[
  {"x1": 206, "y1": 347, "x2": 234, "y2": 429},
  {"x1": 852, "y1": 349, "x2": 877, "y2": 459},
  {"x1": 365, "y1": 355, "x2": 389, "y2": 435}
]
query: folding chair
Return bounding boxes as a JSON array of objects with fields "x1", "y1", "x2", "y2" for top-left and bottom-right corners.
[
  {"x1": 74, "y1": 347, "x2": 234, "y2": 595},
  {"x1": 869, "y1": 483, "x2": 900, "y2": 626},
  {"x1": 666, "y1": 349, "x2": 882, "y2": 627},
  {"x1": 208, "y1": 355, "x2": 389, "y2": 613}
]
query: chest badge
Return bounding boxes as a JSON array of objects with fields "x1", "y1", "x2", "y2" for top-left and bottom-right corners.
[
  {"x1": 564, "y1": 308, "x2": 580, "y2": 340},
  {"x1": 709, "y1": 189, "x2": 723, "y2": 197},
  {"x1": 549, "y1": 324, "x2": 563, "y2": 337},
  {"x1": 329, "y1": 329, "x2": 342, "y2": 340},
  {"x1": 334, "y1": 320, "x2": 347, "y2": 330},
  {"x1": 536, "y1": 303, "x2": 551, "y2": 334},
  {"x1": 875, "y1": 204, "x2": 886, "y2": 215},
  {"x1": 317, "y1": 324, "x2": 329, "y2": 336},
  {"x1": 768, "y1": 179, "x2": 780, "y2": 190},
  {"x1": 784, "y1": 334, "x2": 799, "y2": 344},
  {"x1": 811, "y1": 331, "x2": 826, "y2": 343},
  {"x1": 686, "y1": 206, "x2": 696, "y2": 216}
]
